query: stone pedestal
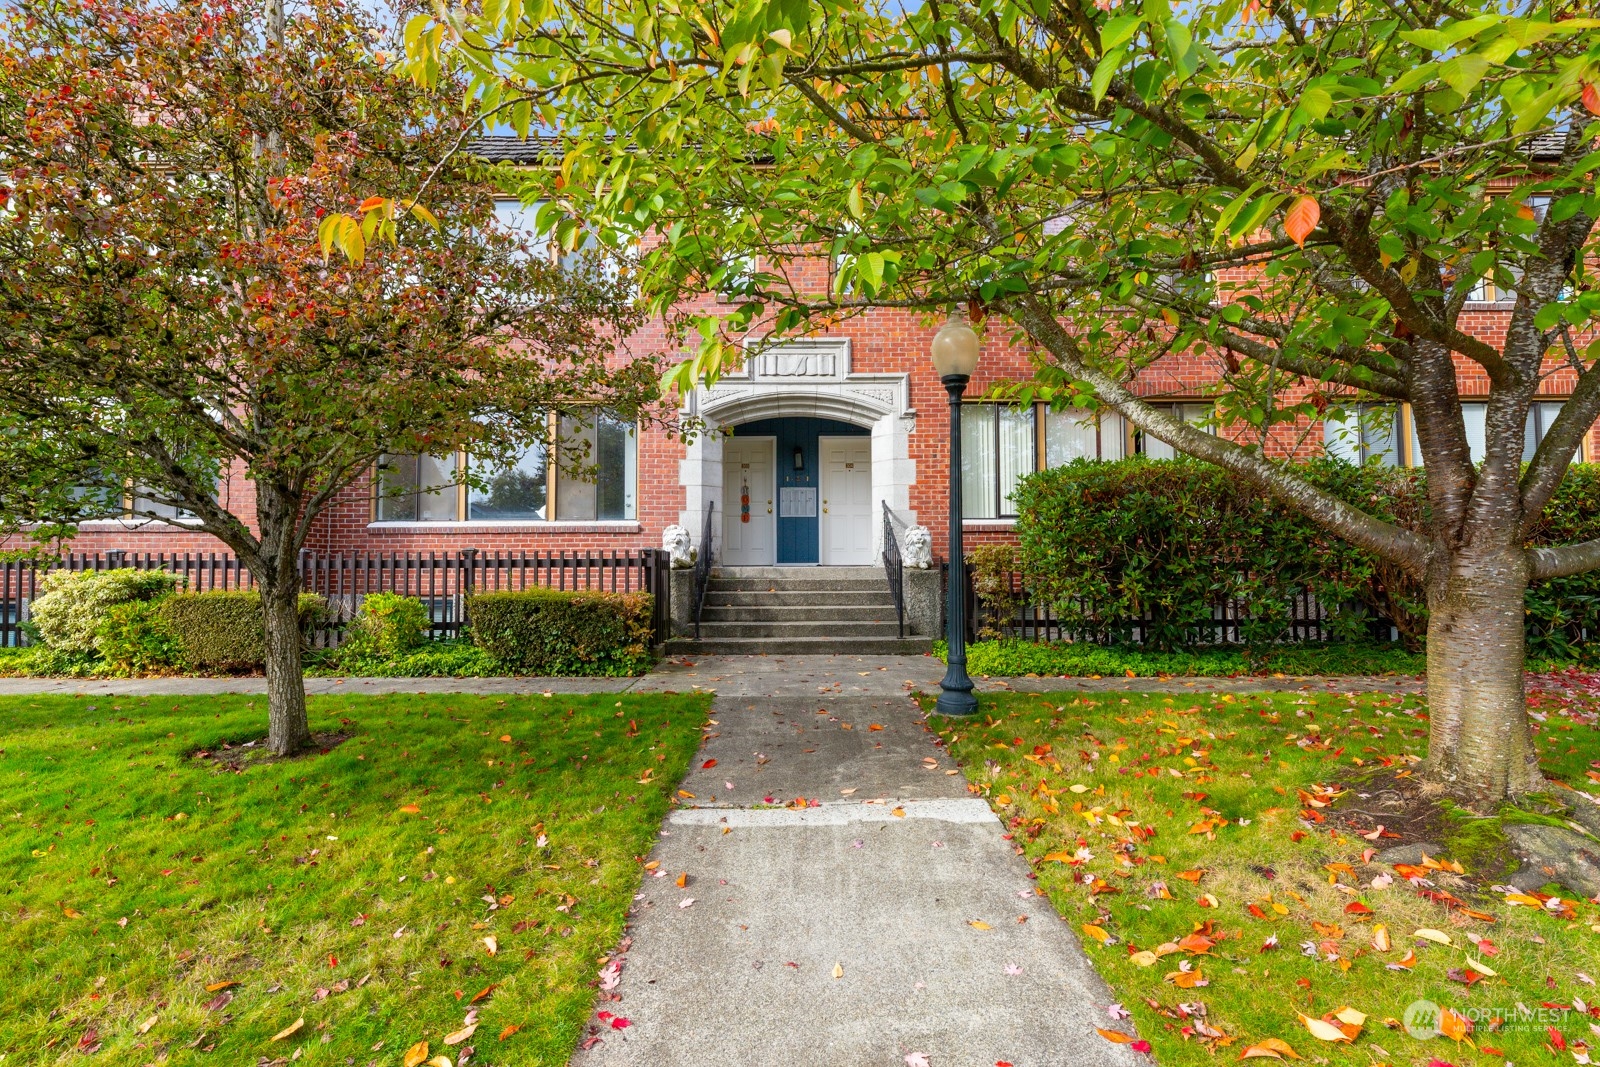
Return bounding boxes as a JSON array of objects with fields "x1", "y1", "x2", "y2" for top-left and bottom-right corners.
[
  {"x1": 903, "y1": 566, "x2": 941, "y2": 639},
  {"x1": 669, "y1": 568, "x2": 697, "y2": 637}
]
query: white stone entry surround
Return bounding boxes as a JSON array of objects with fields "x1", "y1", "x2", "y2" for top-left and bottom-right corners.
[{"x1": 679, "y1": 337, "x2": 917, "y2": 561}]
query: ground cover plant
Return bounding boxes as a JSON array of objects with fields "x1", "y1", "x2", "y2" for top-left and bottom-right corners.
[
  {"x1": 932, "y1": 680, "x2": 1600, "y2": 1067},
  {"x1": 938, "y1": 639, "x2": 1433, "y2": 679},
  {"x1": 0, "y1": 691, "x2": 710, "y2": 1064}
]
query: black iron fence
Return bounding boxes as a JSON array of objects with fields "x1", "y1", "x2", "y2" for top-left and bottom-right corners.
[
  {"x1": 2, "y1": 548, "x2": 671, "y2": 648},
  {"x1": 941, "y1": 561, "x2": 1393, "y2": 645}
]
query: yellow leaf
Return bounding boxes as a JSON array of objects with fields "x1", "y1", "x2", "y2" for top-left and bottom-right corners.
[
  {"x1": 426, "y1": 1059, "x2": 454, "y2": 1067},
  {"x1": 62, "y1": 907, "x2": 84, "y2": 919},
  {"x1": 443, "y1": 1023, "x2": 476, "y2": 1046},
  {"x1": 398, "y1": 803, "x2": 421, "y2": 814},
  {"x1": 270, "y1": 1018, "x2": 305, "y2": 1042},
  {"x1": 1371, "y1": 924, "x2": 1391, "y2": 952},
  {"x1": 1333, "y1": 1007, "x2": 1367, "y2": 1028},
  {"x1": 1465, "y1": 955, "x2": 1498, "y2": 977},
  {"x1": 968, "y1": 920, "x2": 991, "y2": 931},
  {"x1": 1241, "y1": 1037, "x2": 1301, "y2": 1059},
  {"x1": 205, "y1": 980, "x2": 237, "y2": 992},
  {"x1": 403, "y1": 1042, "x2": 430, "y2": 1067},
  {"x1": 482, "y1": 936, "x2": 497, "y2": 956},
  {"x1": 1299, "y1": 1013, "x2": 1351, "y2": 1042},
  {"x1": 1082, "y1": 924, "x2": 1111, "y2": 943},
  {"x1": 832, "y1": 962, "x2": 844, "y2": 979},
  {"x1": 137, "y1": 1014, "x2": 158, "y2": 1035},
  {"x1": 1413, "y1": 928, "x2": 1452, "y2": 945},
  {"x1": 891, "y1": 807, "x2": 906, "y2": 818}
]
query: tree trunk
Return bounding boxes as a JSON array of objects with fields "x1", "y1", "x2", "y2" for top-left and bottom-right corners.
[
  {"x1": 263, "y1": 581, "x2": 311, "y2": 756},
  {"x1": 1422, "y1": 547, "x2": 1543, "y2": 805}
]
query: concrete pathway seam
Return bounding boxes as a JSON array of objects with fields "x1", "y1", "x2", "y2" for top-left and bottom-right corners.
[{"x1": 668, "y1": 798, "x2": 999, "y2": 828}]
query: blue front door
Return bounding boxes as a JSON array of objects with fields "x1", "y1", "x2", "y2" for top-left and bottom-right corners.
[{"x1": 731, "y1": 417, "x2": 869, "y2": 564}]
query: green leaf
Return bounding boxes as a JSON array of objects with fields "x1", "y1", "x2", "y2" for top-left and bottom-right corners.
[
  {"x1": 1297, "y1": 87, "x2": 1333, "y2": 120},
  {"x1": 1100, "y1": 14, "x2": 1142, "y2": 53},
  {"x1": 1091, "y1": 46, "x2": 1127, "y2": 105}
]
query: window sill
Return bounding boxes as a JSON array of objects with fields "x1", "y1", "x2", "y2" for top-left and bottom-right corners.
[
  {"x1": 366, "y1": 521, "x2": 642, "y2": 533},
  {"x1": 962, "y1": 518, "x2": 1017, "y2": 530},
  {"x1": 1463, "y1": 300, "x2": 1516, "y2": 310},
  {"x1": 73, "y1": 518, "x2": 204, "y2": 531}
]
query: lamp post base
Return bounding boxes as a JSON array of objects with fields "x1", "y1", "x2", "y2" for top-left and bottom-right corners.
[{"x1": 935, "y1": 670, "x2": 978, "y2": 716}]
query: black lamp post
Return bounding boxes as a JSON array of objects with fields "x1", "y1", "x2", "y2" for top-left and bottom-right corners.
[{"x1": 931, "y1": 312, "x2": 981, "y2": 716}]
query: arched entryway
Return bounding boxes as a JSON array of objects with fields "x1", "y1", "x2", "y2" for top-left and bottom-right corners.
[{"x1": 722, "y1": 417, "x2": 872, "y2": 565}]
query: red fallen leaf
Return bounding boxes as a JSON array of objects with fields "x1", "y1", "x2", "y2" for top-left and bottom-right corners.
[
  {"x1": 578, "y1": 1035, "x2": 603, "y2": 1050},
  {"x1": 1344, "y1": 902, "x2": 1373, "y2": 916},
  {"x1": 1248, "y1": 903, "x2": 1268, "y2": 919},
  {"x1": 77, "y1": 1029, "x2": 100, "y2": 1053},
  {"x1": 1131, "y1": 1040, "x2": 1153, "y2": 1054},
  {"x1": 1548, "y1": 1027, "x2": 1567, "y2": 1051},
  {"x1": 701, "y1": 759, "x2": 717, "y2": 769},
  {"x1": 1290, "y1": 831, "x2": 1307, "y2": 842},
  {"x1": 328, "y1": 954, "x2": 338, "y2": 968},
  {"x1": 610, "y1": 1016, "x2": 631, "y2": 1030},
  {"x1": 1295, "y1": 978, "x2": 1312, "y2": 989}
]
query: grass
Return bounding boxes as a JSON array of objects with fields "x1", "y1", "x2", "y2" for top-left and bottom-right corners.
[
  {"x1": 0, "y1": 690, "x2": 711, "y2": 1064},
  {"x1": 937, "y1": 639, "x2": 1433, "y2": 677},
  {"x1": 931, "y1": 682, "x2": 1600, "y2": 1067}
]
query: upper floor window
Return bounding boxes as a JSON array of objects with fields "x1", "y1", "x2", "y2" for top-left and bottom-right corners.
[{"x1": 375, "y1": 411, "x2": 637, "y2": 523}]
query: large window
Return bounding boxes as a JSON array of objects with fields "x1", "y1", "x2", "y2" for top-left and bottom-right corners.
[
  {"x1": 1324, "y1": 404, "x2": 1403, "y2": 466},
  {"x1": 1137, "y1": 403, "x2": 1214, "y2": 460},
  {"x1": 962, "y1": 403, "x2": 1126, "y2": 519},
  {"x1": 375, "y1": 412, "x2": 637, "y2": 523}
]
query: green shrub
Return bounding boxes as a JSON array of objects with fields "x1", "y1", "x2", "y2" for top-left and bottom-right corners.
[
  {"x1": 155, "y1": 590, "x2": 328, "y2": 671},
  {"x1": 309, "y1": 638, "x2": 497, "y2": 678},
  {"x1": 938, "y1": 639, "x2": 1430, "y2": 678},
  {"x1": 29, "y1": 568, "x2": 179, "y2": 653},
  {"x1": 341, "y1": 592, "x2": 430, "y2": 659},
  {"x1": 1009, "y1": 458, "x2": 1600, "y2": 660},
  {"x1": 466, "y1": 588, "x2": 654, "y2": 676},
  {"x1": 94, "y1": 600, "x2": 185, "y2": 675}
]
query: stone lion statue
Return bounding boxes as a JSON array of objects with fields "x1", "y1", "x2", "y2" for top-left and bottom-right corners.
[
  {"x1": 662, "y1": 523, "x2": 694, "y2": 568},
  {"x1": 902, "y1": 525, "x2": 933, "y2": 569}
]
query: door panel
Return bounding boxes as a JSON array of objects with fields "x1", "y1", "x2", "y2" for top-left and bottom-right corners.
[
  {"x1": 722, "y1": 437, "x2": 776, "y2": 565},
  {"x1": 819, "y1": 438, "x2": 873, "y2": 565}
]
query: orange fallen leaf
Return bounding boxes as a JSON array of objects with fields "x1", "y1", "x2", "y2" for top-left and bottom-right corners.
[
  {"x1": 499, "y1": 1025, "x2": 520, "y2": 1041},
  {"x1": 402, "y1": 1042, "x2": 430, "y2": 1067},
  {"x1": 398, "y1": 803, "x2": 421, "y2": 814},
  {"x1": 204, "y1": 981, "x2": 237, "y2": 993},
  {"x1": 1241, "y1": 1037, "x2": 1301, "y2": 1059},
  {"x1": 868, "y1": 724, "x2": 885, "y2": 731},
  {"x1": 1097, "y1": 1028, "x2": 1134, "y2": 1044},
  {"x1": 1176, "y1": 869, "x2": 1207, "y2": 882},
  {"x1": 1082, "y1": 924, "x2": 1111, "y2": 943},
  {"x1": 469, "y1": 984, "x2": 497, "y2": 1005},
  {"x1": 675, "y1": 872, "x2": 689, "y2": 889}
]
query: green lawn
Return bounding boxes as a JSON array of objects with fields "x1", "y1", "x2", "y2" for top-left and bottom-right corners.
[
  {"x1": 0, "y1": 691, "x2": 710, "y2": 1064},
  {"x1": 933, "y1": 684, "x2": 1600, "y2": 1066}
]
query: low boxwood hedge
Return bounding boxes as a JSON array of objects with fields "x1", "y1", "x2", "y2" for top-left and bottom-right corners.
[
  {"x1": 465, "y1": 588, "x2": 654, "y2": 676},
  {"x1": 155, "y1": 590, "x2": 328, "y2": 671}
]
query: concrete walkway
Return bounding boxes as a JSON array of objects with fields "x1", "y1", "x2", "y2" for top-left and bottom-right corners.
[
  {"x1": 0, "y1": 653, "x2": 1423, "y2": 699},
  {"x1": 573, "y1": 669, "x2": 1146, "y2": 1067}
]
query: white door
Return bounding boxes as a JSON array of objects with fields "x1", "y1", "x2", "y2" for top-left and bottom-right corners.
[
  {"x1": 721, "y1": 437, "x2": 776, "y2": 566},
  {"x1": 820, "y1": 437, "x2": 873, "y2": 565}
]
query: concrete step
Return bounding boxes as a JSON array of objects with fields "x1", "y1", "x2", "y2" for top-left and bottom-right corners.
[
  {"x1": 702, "y1": 590, "x2": 895, "y2": 608},
  {"x1": 694, "y1": 620, "x2": 908, "y2": 639},
  {"x1": 713, "y1": 566, "x2": 885, "y2": 580},
  {"x1": 707, "y1": 576, "x2": 891, "y2": 593},
  {"x1": 662, "y1": 635, "x2": 932, "y2": 656},
  {"x1": 698, "y1": 604, "x2": 905, "y2": 623}
]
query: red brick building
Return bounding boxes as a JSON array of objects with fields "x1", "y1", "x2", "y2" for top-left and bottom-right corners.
[{"x1": 21, "y1": 140, "x2": 1598, "y2": 569}]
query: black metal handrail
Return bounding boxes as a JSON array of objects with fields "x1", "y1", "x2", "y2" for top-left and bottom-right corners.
[
  {"x1": 881, "y1": 501, "x2": 905, "y2": 639},
  {"x1": 692, "y1": 500, "x2": 715, "y2": 639}
]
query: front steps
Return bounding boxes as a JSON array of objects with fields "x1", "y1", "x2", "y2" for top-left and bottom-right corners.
[{"x1": 664, "y1": 566, "x2": 932, "y2": 656}]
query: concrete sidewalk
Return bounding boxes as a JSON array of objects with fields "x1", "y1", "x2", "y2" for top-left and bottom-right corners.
[
  {"x1": 570, "y1": 686, "x2": 1146, "y2": 1067},
  {"x1": 0, "y1": 654, "x2": 1423, "y2": 699}
]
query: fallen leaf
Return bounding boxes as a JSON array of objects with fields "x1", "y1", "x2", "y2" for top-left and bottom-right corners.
[
  {"x1": 271, "y1": 1018, "x2": 305, "y2": 1042},
  {"x1": 1082, "y1": 924, "x2": 1112, "y2": 944},
  {"x1": 1097, "y1": 1028, "x2": 1134, "y2": 1044},
  {"x1": 968, "y1": 920, "x2": 992, "y2": 931},
  {"x1": 1300, "y1": 1014, "x2": 1351, "y2": 1043},
  {"x1": 137, "y1": 1015, "x2": 158, "y2": 1035},
  {"x1": 702, "y1": 758, "x2": 717, "y2": 769},
  {"x1": 398, "y1": 804, "x2": 421, "y2": 814},
  {"x1": 1372, "y1": 924, "x2": 1391, "y2": 951},
  {"x1": 1465, "y1": 955, "x2": 1498, "y2": 977},
  {"x1": 499, "y1": 1025, "x2": 520, "y2": 1041},
  {"x1": 1414, "y1": 928, "x2": 1452, "y2": 945},
  {"x1": 1241, "y1": 1037, "x2": 1301, "y2": 1059},
  {"x1": 482, "y1": 936, "x2": 497, "y2": 956},
  {"x1": 403, "y1": 1042, "x2": 430, "y2": 1067},
  {"x1": 832, "y1": 962, "x2": 844, "y2": 979},
  {"x1": 204, "y1": 980, "x2": 237, "y2": 993}
]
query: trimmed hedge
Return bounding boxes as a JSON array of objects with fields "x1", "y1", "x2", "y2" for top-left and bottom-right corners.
[
  {"x1": 1010, "y1": 459, "x2": 1600, "y2": 659},
  {"x1": 466, "y1": 589, "x2": 654, "y2": 676},
  {"x1": 155, "y1": 590, "x2": 328, "y2": 671},
  {"x1": 29, "y1": 568, "x2": 179, "y2": 654},
  {"x1": 342, "y1": 592, "x2": 430, "y2": 659}
]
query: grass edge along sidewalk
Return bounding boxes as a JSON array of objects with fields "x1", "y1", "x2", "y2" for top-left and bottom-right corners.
[
  {"x1": 931, "y1": 686, "x2": 1600, "y2": 1067},
  {"x1": 0, "y1": 689, "x2": 711, "y2": 1065}
]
